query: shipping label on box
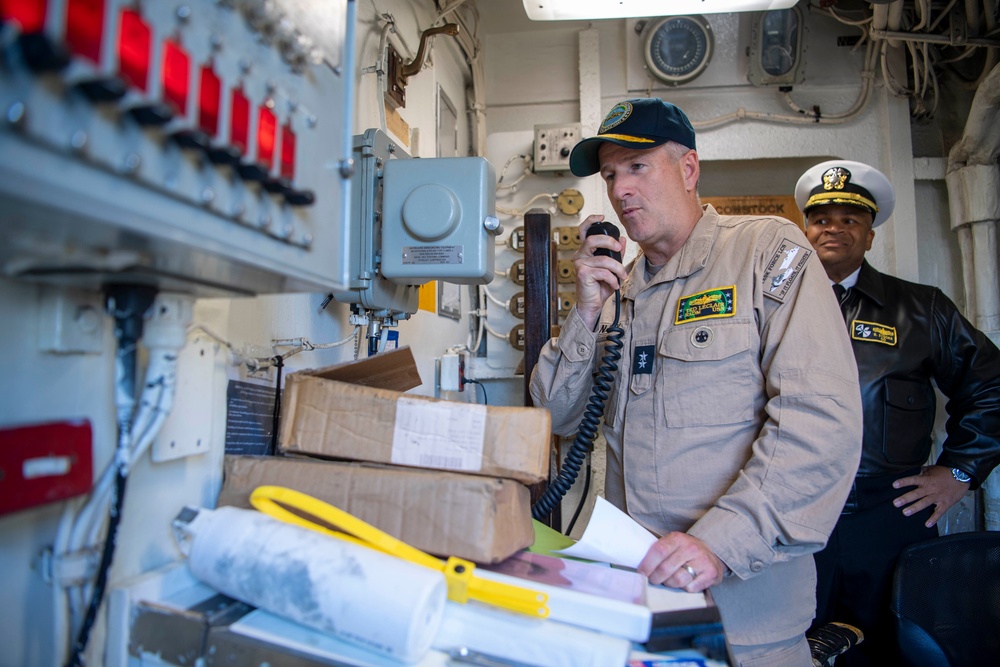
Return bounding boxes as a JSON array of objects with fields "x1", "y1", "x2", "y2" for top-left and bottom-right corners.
[{"x1": 278, "y1": 347, "x2": 550, "y2": 484}]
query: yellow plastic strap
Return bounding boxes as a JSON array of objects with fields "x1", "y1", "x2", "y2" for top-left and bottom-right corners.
[{"x1": 249, "y1": 485, "x2": 549, "y2": 618}]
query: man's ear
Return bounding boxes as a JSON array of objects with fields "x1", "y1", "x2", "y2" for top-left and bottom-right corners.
[
  {"x1": 681, "y1": 150, "x2": 700, "y2": 192},
  {"x1": 866, "y1": 228, "x2": 875, "y2": 251}
]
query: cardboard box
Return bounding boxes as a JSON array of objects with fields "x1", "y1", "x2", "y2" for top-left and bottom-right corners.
[
  {"x1": 217, "y1": 455, "x2": 535, "y2": 564},
  {"x1": 278, "y1": 347, "x2": 551, "y2": 485}
]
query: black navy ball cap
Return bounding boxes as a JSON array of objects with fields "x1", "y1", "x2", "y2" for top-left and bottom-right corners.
[{"x1": 569, "y1": 98, "x2": 696, "y2": 177}]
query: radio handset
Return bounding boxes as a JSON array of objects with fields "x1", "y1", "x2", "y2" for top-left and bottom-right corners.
[
  {"x1": 587, "y1": 220, "x2": 622, "y2": 263},
  {"x1": 531, "y1": 222, "x2": 625, "y2": 528}
]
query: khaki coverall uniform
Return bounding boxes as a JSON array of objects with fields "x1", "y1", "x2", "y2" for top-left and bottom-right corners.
[{"x1": 530, "y1": 205, "x2": 863, "y2": 648}]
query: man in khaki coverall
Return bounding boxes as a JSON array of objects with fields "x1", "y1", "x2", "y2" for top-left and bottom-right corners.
[{"x1": 529, "y1": 98, "x2": 863, "y2": 666}]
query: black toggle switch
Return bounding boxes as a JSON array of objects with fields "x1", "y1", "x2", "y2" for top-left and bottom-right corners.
[
  {"x1": 236, "y1": 161, "x2": 269, "y2": 182},
  {"x1": 127, "y1": 102, "x2": 174, "y2": 126},
  {"x1": 74, "y1": 76, "x2": 128, "y2": 103},
  {"x1": 204, "y1": 144, "x2": 241, "y2": 165},
  {"x1": 263, "y1": 176, "x2": 292, "y2": 195},
  {"x1": 170, "y1": 129, "x2": 210, "y2": 151},
  {"x1": 284, "y1": 189, "x2": 316, "y2": 207}
]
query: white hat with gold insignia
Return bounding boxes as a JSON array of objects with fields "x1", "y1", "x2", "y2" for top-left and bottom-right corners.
[{"x1": 795, "y1": 160, "x2": 896, "y2": 227}]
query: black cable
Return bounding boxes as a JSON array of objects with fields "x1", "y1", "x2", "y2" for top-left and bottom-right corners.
[
  {"x1": 268, "y1": 356, "x2": 284, "y2": 456},
  {"x1": 67, "y1": 285, "x2": 155, "y2": 667},
  {"x1": 565, "y1": 454, "x2": 591, "y2": 536},
  {"x1": 67, "y1": 466, "x2": 127, "y2": 667},
  {"x1": 466, "y1": 379, "x2": 488, "y2": 404},
  {"x1": 531, "y1": 290, "x2": 623, "y2": 521}
]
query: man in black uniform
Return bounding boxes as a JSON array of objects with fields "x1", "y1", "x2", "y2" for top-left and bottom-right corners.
[{"x1": 795, "y1": 159, "x2": 1000, "y2": 665}]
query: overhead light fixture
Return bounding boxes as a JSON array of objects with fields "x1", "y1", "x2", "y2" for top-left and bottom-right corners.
[{"x1": 522, "y1": 0, "x2": 798, "y2": 21}]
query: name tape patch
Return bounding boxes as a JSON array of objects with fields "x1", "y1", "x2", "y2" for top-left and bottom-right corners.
[
  {"x1": 762, "y1": 240, "x2": 812, "y2": 302},
  {"x1": 675, "y1": 286, "x2": 736, "y2": 324},
  {"x1": 851, "y1": 320, "x2": 897, "y2": 345}
]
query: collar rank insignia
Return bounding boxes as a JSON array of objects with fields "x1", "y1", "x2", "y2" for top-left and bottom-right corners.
[
  {"x1": 851, "y1": 319, "x2": 897, "y2": 345},
  {"x1": 674, "y1": 286, "x2": 736, "y2": 324},
  {"x1": 633, "y1": 345, "x2": 655, "y2": 375}
]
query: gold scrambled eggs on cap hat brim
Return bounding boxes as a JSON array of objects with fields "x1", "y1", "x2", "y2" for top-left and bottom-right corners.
[{"x1": 795, "y1": 159, "x2": 896, "y2": 228}]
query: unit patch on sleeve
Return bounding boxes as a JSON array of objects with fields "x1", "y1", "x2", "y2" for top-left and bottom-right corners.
[
  {"x1": 762, "y1": 239, "x2": 812, "y2": 302},
  {"x1": 851, "y1": 320, "x2": 897, "y2": 345},
  {"x1": 674, "y1": 286, "x2": 736, "y2": 324}
]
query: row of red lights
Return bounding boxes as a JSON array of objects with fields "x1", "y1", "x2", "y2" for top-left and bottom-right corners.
[{"x1": 2, "y1": 0, "x2": 296, "y2": 182}]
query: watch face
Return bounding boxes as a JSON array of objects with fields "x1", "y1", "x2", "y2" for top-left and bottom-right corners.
[{"x1": 644, "y1": 15, "x2": 714, "y2": 85}]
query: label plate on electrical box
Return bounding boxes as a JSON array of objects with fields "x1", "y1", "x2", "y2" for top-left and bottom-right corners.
[
  {"x1": 402, "y1": 245, "x2": 463, "y2": 265},
  {"x1": 0, "y1": 420, "x2": 93, "y2": 515}
]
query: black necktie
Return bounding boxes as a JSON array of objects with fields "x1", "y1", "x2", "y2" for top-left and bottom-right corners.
[{"x1": 832, "y1": 284, "x2": 847, "y2": 304}]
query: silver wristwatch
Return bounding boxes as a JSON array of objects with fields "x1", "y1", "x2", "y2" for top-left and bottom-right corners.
[{"x1": 951, "y1": 468, "x2": 972, "y2": 483}]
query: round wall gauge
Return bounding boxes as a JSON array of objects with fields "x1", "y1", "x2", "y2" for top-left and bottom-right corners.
[{"x1": 643, "y1": 15, "x2": 714, "y2": 86}]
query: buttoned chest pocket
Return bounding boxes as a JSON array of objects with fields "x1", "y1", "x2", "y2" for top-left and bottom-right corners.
[
  {"x1": 882, "y1": 377, "x2": 935, "y2": 465},
  {"x1": 657, "y1": 322, "x2": 757, "y2": 427}
]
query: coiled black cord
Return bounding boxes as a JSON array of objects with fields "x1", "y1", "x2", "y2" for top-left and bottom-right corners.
[{"x1": 532, "y1": 291, "x2": 624, "y2": 521}]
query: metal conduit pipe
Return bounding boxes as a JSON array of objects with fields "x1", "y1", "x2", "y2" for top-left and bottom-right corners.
[
  {"x1": 966, "y1": 0, "x2": 981, "y2": 35},
  {"x1": 872, "y1": 0, "x2": 905, "y2": 48},
  {"x1": 869, "y1": 29, "x2": 1000, "y2": 47},
  {"x1": 945, "y1": 61, "x2": 1000, "y2": 529},
  {"x1": 887, "y1": 0, "x2": 905, "y2": 48},
  {"x1": 872, "y1": 3, "x2": 889, "y2": 32}
]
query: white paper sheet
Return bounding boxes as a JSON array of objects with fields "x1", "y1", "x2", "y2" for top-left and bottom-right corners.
[{"x1": 554, "y1": 496, "x2": 658, "y2": 568}]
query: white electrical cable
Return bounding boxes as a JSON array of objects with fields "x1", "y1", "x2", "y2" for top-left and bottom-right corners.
[
  {"x1": 375, "y1": 17, "x2": 394, "y2": 134},
  {"x1": 65, "y1": 348, "x2": 180, "y2": 626},
  {"x1": 56, "y1": 300, "x2": 197, "y2": 656},
  {"x1": 495, "y1": 154, "x2": 533, "y2": 193},
  {"x1": 190, "y1": 324, "x2": 360, "y2": 372},
  {"x1": 496, "y1": 192, "x2": 557, "y2": 217},
  {"x1": 483, "y1": 319, "x2": 512, "y2": 340},
  {"x1": 470, "y1": 315, "x2": 485, "y2": 354},
  {"x1": 482, "y1": 285, "x2": 510, "y2": 309}
]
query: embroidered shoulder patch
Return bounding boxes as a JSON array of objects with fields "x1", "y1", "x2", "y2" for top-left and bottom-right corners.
[
  {"x1": 675, "y1": 286, "x2": 736, "y2": 324},
  {"x1": 762, "y1": 239, "x2": 812, "y2": 302},
  {"x1": 851, "y1": 320, "x2": 897, "y2": 345}
]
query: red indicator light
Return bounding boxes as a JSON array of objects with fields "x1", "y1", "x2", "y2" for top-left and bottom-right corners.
[
  {"x1": 162, "y1": 40, "x2": 189, "y2": 116},
  {"x1": 117, "y1": 8, "x2": 150, "y2": 92},
  {"x1": 198, "y1": 65, "x2": 221, "y2": 137},
  {"x1": 1, "y1": 0, "x2": 47, "y2": 33},
  {"x1": 280, "y1": 122, "x2": 296, "y2": 181},
  {"x1": 230, "y1": 88, "x2": 250, "y2": 154},
  {"x1": 256, "y1": 105, "x2": 276, "y2": 169},
  {"x1": 65, "y1": 0, "x2": 104, "y2": 64}
]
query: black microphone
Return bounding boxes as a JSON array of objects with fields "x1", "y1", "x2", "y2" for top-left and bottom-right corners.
[{"x1": 586, "y1": 221, "x2": 622, "y2": 263}]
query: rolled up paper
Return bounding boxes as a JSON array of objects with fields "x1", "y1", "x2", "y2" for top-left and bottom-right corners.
[{"x1": 177, "y1": 506, "x2": 446, "y2": 663}]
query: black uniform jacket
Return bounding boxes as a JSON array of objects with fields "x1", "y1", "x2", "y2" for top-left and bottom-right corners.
[{"x1": 841, "y1": 261, "x2": 1000, "y2": 490}]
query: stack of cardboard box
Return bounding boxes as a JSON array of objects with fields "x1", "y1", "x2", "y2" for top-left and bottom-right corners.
[{"x1": 217, "y1": 346, "x2": 552, "y2": 564}]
